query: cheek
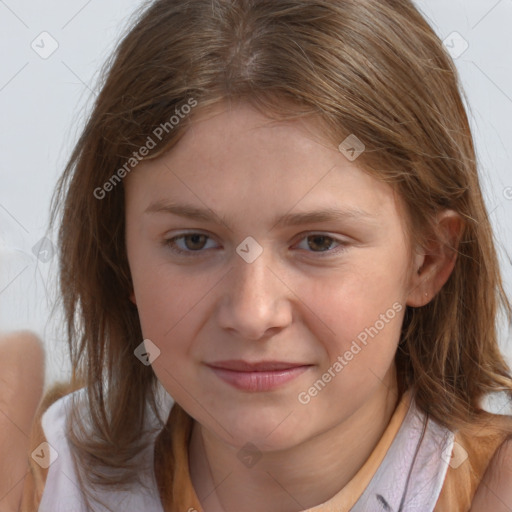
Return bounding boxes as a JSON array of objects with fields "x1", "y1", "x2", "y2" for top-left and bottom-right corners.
[
  {"x1": 134, "y1": 270, "x2": 202, "y2": 339},
  {"x1": 128, "y1": 242, "x2": 202, "y2": 335},
  {"x1": 298, "y1": 274, "x2": 404, "y2": 415},
  {"x1": 302, "y1": 253, "x2": 408, "y2": 387},
  {"x1": 129, "y1": 254, "x2": 219, "y2": 380},
  {"x1": 132, "y1": 267, "x2": 207, "y2": 398},
  {"x1": 310, "y1": 263, "x2": 406, "y2": 339}
]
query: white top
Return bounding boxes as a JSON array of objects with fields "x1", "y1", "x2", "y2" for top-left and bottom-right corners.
[
  {"x1": 37, "y1": 386, "x2": 453, "y2": 511},
  {"x1": 38, "y1": 383, "x2": 174, "y2": 512}
]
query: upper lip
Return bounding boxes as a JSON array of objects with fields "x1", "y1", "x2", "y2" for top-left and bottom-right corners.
[{"x1": 207, "y1": 360, "x2": 311, "y2": 372}]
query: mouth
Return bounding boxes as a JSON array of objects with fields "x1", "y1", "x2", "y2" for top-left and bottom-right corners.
[{"x1": 206, "y1": 360, "x2": 313, "y2": 392}]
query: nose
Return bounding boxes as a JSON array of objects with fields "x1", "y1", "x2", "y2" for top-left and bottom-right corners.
[{"x1": 216, "y1": 249, "x2": 293, "y2": 341}]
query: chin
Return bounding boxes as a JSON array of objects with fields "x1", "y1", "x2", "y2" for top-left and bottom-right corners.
[{"x1": 212, "y1": 407, "x2": 310, "y2": 452}]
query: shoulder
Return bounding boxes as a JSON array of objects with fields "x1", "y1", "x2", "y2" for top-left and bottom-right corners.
[
  {"x1": 0, "y1": 331, "x2": 45, "y2": 512},
  {"x1": 19, "y1": 380, "x2": 80, "y2": 512},
  {"x1": 21, "y1": 381, "x2": 169, "y2": 512},
  {"x1": 434, "y1": 413, "x2": 512, "y2": 512},
  {"x1": 470, "y1": 435, "x2": 512, "y2": 511},
  {"x1": 0, "y1": 330, "x2": 46, "y2": 433},
  {"x1": 0, "y1": 330, "x2": 45, "y2": 409}
]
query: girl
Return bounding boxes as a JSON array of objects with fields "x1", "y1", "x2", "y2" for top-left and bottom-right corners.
[{"x1": 16, "y1": 0, "x2": 512, "y2": 510}]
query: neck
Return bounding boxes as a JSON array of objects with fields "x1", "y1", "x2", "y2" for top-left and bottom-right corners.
[{"x1": 189, "y1": 368, "x2": 399, "y2": 512}]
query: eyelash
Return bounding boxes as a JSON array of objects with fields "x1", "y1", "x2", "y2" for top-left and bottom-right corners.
[{"x1": 162, "y1": 232, "x2": 348, "y2": 258}]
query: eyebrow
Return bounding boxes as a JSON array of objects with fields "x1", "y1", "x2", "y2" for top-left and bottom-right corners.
[{"x1": 144, "y1": 200, "x2": 377, "y2": 230}]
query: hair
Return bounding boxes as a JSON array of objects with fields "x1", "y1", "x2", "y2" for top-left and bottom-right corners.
[{"x1": 49, "y1": 0, "x2": 512, "y2": 508}]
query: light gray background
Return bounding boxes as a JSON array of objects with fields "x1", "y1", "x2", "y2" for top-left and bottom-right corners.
[{"x1": 1, "y1": 0, "x2": 511, "y2": 391}]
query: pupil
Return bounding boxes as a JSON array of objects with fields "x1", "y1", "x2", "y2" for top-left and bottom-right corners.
[
  {"x1": 183, "y1": 235, "x2": 332, "y2": 252},
  {"x1": 186, "y1": 234, "x2": 206, "y2": 250},
  {"x1": 309, "y1": 236, "x2": 331, "y2": 251}
]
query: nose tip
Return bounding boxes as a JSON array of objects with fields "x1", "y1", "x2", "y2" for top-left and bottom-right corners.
[
  {"x1": 216, "y1": 254, "x2": 292, "y2": 341},
  {"x1": 240, "y1": 324, "x2": 284, "y2": 342}
]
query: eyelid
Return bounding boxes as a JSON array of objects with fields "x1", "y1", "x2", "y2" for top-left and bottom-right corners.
[
  {"x1": 163, "y1": 231, "x2": 220, "y2": 255},
  {"x1": 163, "y1": 230, "x2": 350, "y2": 257},
  {"x1": 291, "y1": 232, "x2": 349, "y2": 256}
]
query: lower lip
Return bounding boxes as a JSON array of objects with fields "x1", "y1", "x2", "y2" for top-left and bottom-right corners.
[{"x1": 208, "y1": 366, "x2": 310, "y2": 392}]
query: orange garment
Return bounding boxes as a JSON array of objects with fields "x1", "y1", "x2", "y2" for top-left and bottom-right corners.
[
  {"x1": 154, "y1": 393, "x2": 412, "y2": 511},
  {"x1": 20, "y1": 383, "x2": 510, "y2": 512}
]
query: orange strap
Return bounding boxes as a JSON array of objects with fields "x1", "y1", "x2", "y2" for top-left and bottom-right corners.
[{"x1": 154, "y1": 393, "x2": 411, "y2": 511}]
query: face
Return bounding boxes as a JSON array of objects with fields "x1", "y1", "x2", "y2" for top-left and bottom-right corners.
[{"x1": 125, "y1": 101, "x2": 417, "y2": 451}]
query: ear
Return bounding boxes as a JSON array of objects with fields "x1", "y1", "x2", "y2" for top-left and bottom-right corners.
[
  {"x1": 130, "y1": 290, "x2": 137, "y2": 305},
  {"x1": 406, "y1": 209, "x2": 464, "y2": 307}
]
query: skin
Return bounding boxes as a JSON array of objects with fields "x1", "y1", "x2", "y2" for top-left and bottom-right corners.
[
  {"x1": 471, "y1": 438, "x2": 512, "y2": 511},
  {"x1": 125, "y1": 100, "x2": 463, "y2": 512},
  {"x1": 0, "y1": 331, "x2": 45, "y2": 512}
]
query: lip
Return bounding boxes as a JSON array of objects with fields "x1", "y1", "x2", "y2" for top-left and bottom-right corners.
[
  {"x1": 208, "y1": 360, "x2": 309, "y2": 372},
  {"x1": 206, "y1": 360, "x2": 312, "y2": 392}
]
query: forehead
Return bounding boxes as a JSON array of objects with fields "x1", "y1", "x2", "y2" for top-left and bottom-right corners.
[{"x1": 125, "y1": 101, "x2": 405, "y2": 231}]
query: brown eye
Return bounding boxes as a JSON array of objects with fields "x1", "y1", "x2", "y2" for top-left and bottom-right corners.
[
  {"x1": 306, "y1": 235, "x2": 335, "y2": 252},
  {"x1": 164, "y1": 233, "x2": 218, "y2": 255},
  {"x1": 294, "y1": 233, "x2": 347, "y2": 257},
  {"x1": 182, "y1": 234, "x2": 208, "y2": 251}
]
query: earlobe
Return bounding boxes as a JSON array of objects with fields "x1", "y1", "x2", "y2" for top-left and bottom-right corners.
[
  {"x1": 405, "y1": 210, "x2": 463, "y2": 308},
  {"x1": 406, "y1": 256, "x2": 437, "y2": 308}
]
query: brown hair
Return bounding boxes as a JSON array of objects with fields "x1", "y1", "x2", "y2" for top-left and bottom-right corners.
[{"x1": 49, "y1": 0, "x2": 512, "y2": 507}]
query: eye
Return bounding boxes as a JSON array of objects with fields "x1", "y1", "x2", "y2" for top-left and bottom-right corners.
[
  {"x1": 164, "y1": 233, "x2": 219, "y2": 255},
  {"x1": 294, "y1": 233, "x2": 347, "y2": 256},
  {"x1": 163, "y1": 232, "x2": 348, "y2": 257}
]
